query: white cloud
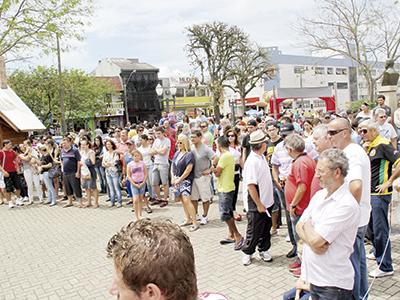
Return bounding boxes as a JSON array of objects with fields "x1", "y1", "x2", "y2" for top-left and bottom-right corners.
[{"x1": 10, "y1": 0, "x2": 317, "y2": 74}]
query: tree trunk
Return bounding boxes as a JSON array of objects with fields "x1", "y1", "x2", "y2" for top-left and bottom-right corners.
[{"x1": 241, "y1": 97, "x2": 246, "y2": 115}]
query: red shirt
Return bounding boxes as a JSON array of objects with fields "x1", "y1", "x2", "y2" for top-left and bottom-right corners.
[
  {"x1": 310, "y1": 175, "x2": 322, "y2": 198},
  {"x1": 284, "y1": 153, "x2": 316, "y2": 216},
  {"x1": 0, "y1": 150, "x2": 18, "y2": 172}
]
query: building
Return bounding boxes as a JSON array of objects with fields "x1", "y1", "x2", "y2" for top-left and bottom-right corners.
[
  {"x1": 94, "y1": 58, "x2": 161, "y2": 123},
  {"x1": 264, "y1": 47, "x2": 400, "y2": 111},
  {"x1": 0, "y1": 56, "x2": 45, "y2": 144}
]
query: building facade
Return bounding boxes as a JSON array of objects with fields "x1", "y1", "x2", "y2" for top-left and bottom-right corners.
[{"x1": 94, "y1": 58, "x2": 161, "y2": 123}]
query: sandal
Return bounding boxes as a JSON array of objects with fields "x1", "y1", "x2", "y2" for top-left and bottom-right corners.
[
  {"x1": 179, "y1": 221, "x2": 192, "y2": 227},
  {"x1": 145, "y1": 207, "x2": 153, "y2": 214}
]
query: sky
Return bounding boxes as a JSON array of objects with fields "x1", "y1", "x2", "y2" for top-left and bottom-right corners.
[{"x1": 11, "y1": 0, "x2": 317, "y2": 77}]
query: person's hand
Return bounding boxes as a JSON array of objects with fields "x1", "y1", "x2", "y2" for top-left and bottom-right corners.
[
  {"x1": 75, "y1": 172, "x2": 80, "y2": 179},
  {"x1": 256, "y1": 203, "x2": 266, "y2": 213},
  {"x1": 201, "y1": 170, "x2": 210, "y2": 176},
  {"x1": 376, "y1": 181, "x2": 392, "y2": 194},
  {"x1": 290, "y1": 206, "x2": 297, "y2": 217}
]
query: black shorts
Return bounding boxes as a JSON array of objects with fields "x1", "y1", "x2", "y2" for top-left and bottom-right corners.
[
  {"x1": 4, "y1": 172, "x2": 22, "y2": 193},
  {"x1": 63, "y1": 173, "x2": 83, "y2": 198}
]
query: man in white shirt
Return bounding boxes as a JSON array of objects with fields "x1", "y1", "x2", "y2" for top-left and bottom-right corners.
[
  {"x1": 241, "y1": 130, "x2": 274, "y2": 266},
  {"x1": 374, "y1": 108, "x2": 397, "y2": 150},
  {"x1": 296, "y1": 148, "x2": 360, "y2": 299},
  {"x1": 150, "y1": 127, "x2": 171, "y2": 207},
  {"x1": 327, "y1": 118, "x2": 371, "y2": 300}
]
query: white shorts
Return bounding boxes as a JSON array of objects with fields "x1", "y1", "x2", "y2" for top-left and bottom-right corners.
[
  {"x1": 0, "y1": 172, "x2": 5, "y2": 189},
  {"x1": 191, "y1": 175, "x2": 212, "y2": 202}
]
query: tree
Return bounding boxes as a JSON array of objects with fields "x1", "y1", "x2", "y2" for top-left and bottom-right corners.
[
  {"x1": 226, "y1": 45, "x2": 274, "y2": 113},
  {"x1": 186, "y1": 21, "x2": 249, "y2": 121},
  {"x1": 0, "y1": 0, "x2": 94, "y2": 58},
  {"x1": 297, "y1": 0, "x2": 400, "y2": 101},
  {"x1": 8, "y1": 67, "x2": 114, "y2": 128}
]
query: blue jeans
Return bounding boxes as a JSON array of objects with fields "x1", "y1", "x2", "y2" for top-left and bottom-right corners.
[
  {"x1": 368, "y1": 195, "x2": 393, "y2": 272},
  {"x1": 126, "y1": 179, "x2": 133, "y2": 198},
  {"x1": 310, "y1": 284, "x2": 352, "y2": 300},
  {"x1": 95, "y1": 165, "x2": 107, "y2": 193},
  {"x1": 106, "y1": 171, "x2": 122, "y2": 204},
  {"x1": 146, "y1": 165, "x2": 154, "y2": 198},
  {"x1": 43, "y1": 171, "x2": 56, "y2": 205},
  {"x1": 350, "y1": 225, "x2": 368, "y2": 300},
  {"x1": 275, "y1": 186, "x2": 296, "y2": 249},
  {"x1": 283, "y1": 287, "x2": 310, "y2": 300}
]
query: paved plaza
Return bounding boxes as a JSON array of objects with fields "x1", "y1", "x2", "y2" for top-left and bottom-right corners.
[{"x1": 0, "y1": 193, "x2": 400, "y2": 300}]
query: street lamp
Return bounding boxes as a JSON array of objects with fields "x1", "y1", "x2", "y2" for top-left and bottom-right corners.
[{"x1": 156, "y1": 84, "x2": 177, "y2": 112}]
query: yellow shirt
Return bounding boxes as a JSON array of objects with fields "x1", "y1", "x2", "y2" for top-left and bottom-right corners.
[
  {"x1": 128, "y1": 130, "x2": 137, "y2": 139},
  {"x1": 217, "y1": 151, "x2": 235, "y2": 193}
]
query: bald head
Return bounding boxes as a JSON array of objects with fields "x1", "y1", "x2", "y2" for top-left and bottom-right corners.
[{"x1": 327, "y1": 118, "x2": 352, "y2": 150}]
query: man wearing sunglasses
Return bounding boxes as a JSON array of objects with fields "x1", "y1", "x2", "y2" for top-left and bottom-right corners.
[
  {"x1": 327, "y1": 118, "x2": 371, "y2": 300},
  {"x1": 358, "y1": 119, "x2": 400, "y2": 279},
  {"x1": 374, "y1": 108, "x2": 397, "y2": 150}
]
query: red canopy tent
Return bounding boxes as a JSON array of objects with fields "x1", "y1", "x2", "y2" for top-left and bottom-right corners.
[{"x1": 269, "y1": 87, "x2": 335, "y2": 116}]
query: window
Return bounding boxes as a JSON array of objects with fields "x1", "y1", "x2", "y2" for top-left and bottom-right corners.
[
  {"x1": 315, "y1": 67, "x2": 325, "y2": 75},
  {"x1": 175, "y1": 88, "x2": 184, "y2": 97},
  {"x1": 294, "y1": 66, "x2": 305, "y2": 74},
  {"x1": 327, "y1": 67, "x2": 333, "y2": 75},
  {"x1": 337, "y1": 82, "x2": 348, "y2": 89},
  {"x1": 336, "y1": 68, "x2": 347, "y2": 75}
]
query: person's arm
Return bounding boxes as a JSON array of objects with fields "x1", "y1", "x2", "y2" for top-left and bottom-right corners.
[
  {"x1": 248, "y1": 184, "x2": 266, "y2": 213},
  {"x1": 296, "y1": 219, "x2": 329, "y2": 255},
  {"x1": 271, "y1": 165, "x2": 282, "y2": 189},
  {"x1": 376, "y1": 160, "x2": 400, "y2": 193},
  {"x1": 348, "y1": 180, "x2": 362, "y2": 203},
  {"x1": 75, "y1": 151, "x2": 81, "y2": 178},
  {"x1": 141, "y1": 164, "x2": 148, "y2": 188},
  {"x1": 176, "y1": 163, "x2": 193, "y2": 183},
  {"x1": 289, "y1": 183, "x2": 307, "y2": 216},
  {"x1": 122, "y1": 155, "x2": 127, "y2": 178},
  {"x1": 390, "y1": 138, "x2": 397, "y2": 150}
]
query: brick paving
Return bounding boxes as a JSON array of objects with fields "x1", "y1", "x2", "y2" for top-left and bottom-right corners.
[{"x1": 0, "y1": 193, "x2": 399, "y2": 299}]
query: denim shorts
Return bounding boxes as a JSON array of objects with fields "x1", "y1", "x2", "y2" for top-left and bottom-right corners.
[
  {"x1": 218, "y1": 191, "x2": 235, "y2": 222},
  {"x1": 131, "y1": 183, "x2": 146, "y2": 196}
]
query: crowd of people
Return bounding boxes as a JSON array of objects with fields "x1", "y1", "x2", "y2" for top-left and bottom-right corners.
[{"x1": 1, "y1": 94, "x2": 399, "y2": 299}]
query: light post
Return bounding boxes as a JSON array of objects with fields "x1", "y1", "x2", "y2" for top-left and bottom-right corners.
[
  {"x1": 123, "y1": 70, "x2": 136, "y2": 124},
  {"x1": 156, "y1": 83, "x2": 177, "y2": 112}
]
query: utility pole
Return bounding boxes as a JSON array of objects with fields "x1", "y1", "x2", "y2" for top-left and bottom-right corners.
[{"x1": 56, "y1": 34, "x2": 66, "y2": 134}]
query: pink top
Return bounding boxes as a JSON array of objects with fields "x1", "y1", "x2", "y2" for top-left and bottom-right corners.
[{"x1": 128, "y1": 161, "x2": 145, "y2": 183}]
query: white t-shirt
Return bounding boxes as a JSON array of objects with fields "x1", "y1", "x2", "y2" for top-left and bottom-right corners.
[
  {"x1": 343, "y1": 143, "x2": 371, "y2": 227},
  {"x1": 242, "y1": 151, "x2": 274, "y2": 211},
  {"x1": 356, "y1": 111, "x2": 373, "y2": 120},
  {"x1": 152, "y1": 137, "x2": 171, "y2": 165},
  {"x1": 138, "y1": 145, "x2": 153, "y2": 167},
  {"x1": 378, "y1": 123, "x2": 397, "y2": 140},
  {"x1": 300, "y1": 184, "x2": 360, "y2": 290}
]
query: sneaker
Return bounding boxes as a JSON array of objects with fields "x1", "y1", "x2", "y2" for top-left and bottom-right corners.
[
  {"x1": 8, "y1": 202, "x2": 15, "y2": 209},
  {"x1": 286, "y1": 246, "x2": 297, "y2": 258},
  {"x1": 369, "y1": 268, "x2": 394, "y2": 278},
  {"x1": 15, "y1": 199, "x2": 24, "y2": 206},
  {"x1": 116, "y1": 203, "x2": 122, "y2": 208},
  {"x1": 145, "y1": 192, "x2": 150, "y2": 198},
  {"x1": 242, "y1": 254, "x2": 252, "y2": 266},
  {"x1": 366, "y1": 252, "x2": 376, "y2": 260},
  {"x1": 196, "y1": 214, "x2": 201, "y2": 221},
  {"x1": 259, "y1": 251, "x2": 273, "y2": 262},
  {"x1": 23, "y1": 196, "x2": 29, "y2": 202},
  {"x1": 288, "y1": 258, "x2": 302, "y2": 271},
  {"x1": 292, "y1": 268, "x2": 301, "y2": 278},
  {"x1": 200, "y1": 215, "x2": 208, "y2": 225},
  {"x1": 285, "y1": 235, "x2": 291, "y2": 242}
]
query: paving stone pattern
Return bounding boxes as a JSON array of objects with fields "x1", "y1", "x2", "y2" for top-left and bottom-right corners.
[{"x1": 0, "y1": 194, "x2": 399, "y2": 299}]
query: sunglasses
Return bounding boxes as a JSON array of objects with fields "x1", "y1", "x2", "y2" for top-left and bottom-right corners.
[
  {"x1": 200, "y1": 125, "x2": 207, "y2": 128},
  {"x1": 358, "y1": 129, "x2": 368, "y2": 135},
  {"x1": 327, "y1": 128, "x2": 347, "y2": 136},
  {"x1": 378, "y1": 115, "x2": 387, "y2": 119},
  {"x1": 228, "y1": 135, "x2": 235, "y2": 138}
]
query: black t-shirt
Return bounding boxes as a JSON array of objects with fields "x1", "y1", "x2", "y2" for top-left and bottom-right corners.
[
  {"x1": 368, "y1": 137, "x2": 400, "y2": 194},
  {"x1": 172, "y1": 151, "x2": 195, "y2": 182},
  {"x1": 40, "y1": 154, "x2": 53, "y2": 174},
  {"x1": 242, "y1": 134, "x2": 251, "y2": 161}
]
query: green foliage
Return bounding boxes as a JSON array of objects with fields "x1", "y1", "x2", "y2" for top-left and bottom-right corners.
[
  {"x1": 0, "y1": 0, "x2": 94, "y2": 57},
  {"x1": 347, "y1": 99, "x2": 376, "y2": 112},
  {"x1": 8, "y1": 67, "x2": 114, "y2": 127}
]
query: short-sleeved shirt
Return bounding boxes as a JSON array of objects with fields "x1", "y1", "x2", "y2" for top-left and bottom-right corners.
[
  {"x1": 172, "y1": 151, "x2": 195, "y2": 182},
  {"x1": 40, "y1": 154, "x2": 53, "y2": 174},
  {"x1": 242, "y1": 151, "x2": 274, "y2": 212},
  {"x1": 202, "y1": 131, "x2": 214, "y2": 148},
  {"x1": 191, "y1": 144, "x2": 215, "y2": 178},
  {"x1": 300, "y1": 183, "x2": 360, "y2": 290},
  {"x1": 367, "y1": 135, "x2": 400, "y2": 195},
  {"x1": 127, "y1": 160, "x2": 146, "y2": 183},
  {"x1": 216, "y1": 151, "x2": 235, "y2": 193},
  {"x1": 378, "y1": 123, "x2": 397, "y2": 140},
  {"x1": 152, "y1": 137, "x2": 171, "y2": 165},
  {"x1": 343, "y1": 143, "x2": 371, "y2": 227},
  {"x1": 284, "y1": 153, "x2": 316, "y2": 216},
  {"x1": 0, "y1": 150, "x2": 17, "y2": 173},
  {"x1": 61, "y1": 147, "x2": 81, "y2": 174},
  {"x1": 266, "y1": 138, "x2": 283, "y2": 169}
]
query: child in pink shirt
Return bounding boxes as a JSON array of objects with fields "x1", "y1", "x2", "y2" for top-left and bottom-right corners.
[{"x1": 127, "y1": 150, "x2": 147, "y2": 220}]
